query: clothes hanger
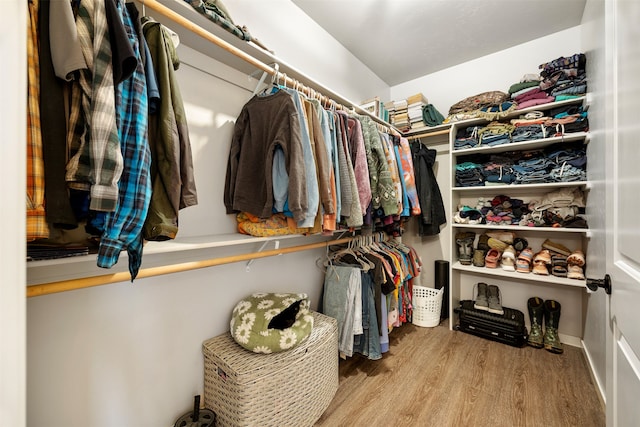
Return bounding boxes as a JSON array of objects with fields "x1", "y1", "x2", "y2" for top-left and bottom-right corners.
[
  {"x1": 139, "y1": 0, "x2": 180, "y2": 47},
  {"x1": 251, "y1": 70, "x2": 269, "y2": 97},
  {"x1": 329, "y1": 239, "x2": 370, "y2": 271}
]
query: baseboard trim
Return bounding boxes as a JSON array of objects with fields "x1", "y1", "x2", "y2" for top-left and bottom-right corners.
[
  {"x1": 560, "y1": 333, "x2": 583, "y2": 348},
  {"x1": 581, "y1": 339, "x2": 606, "y2": 407}
]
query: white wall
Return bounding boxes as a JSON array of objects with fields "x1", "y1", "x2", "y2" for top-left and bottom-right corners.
[
  {"x1": 1, "y1": 1, "x2": 26, "y2": 426},
  {"x1": 25, "y1": 1, "x2": 389, "y2": 426},
  {"x1": 391, "y1": 26, "x2": 582, "y2": 117},
  {"x1": 226, "y1": 0, "x2": 390, "y2": 104}
]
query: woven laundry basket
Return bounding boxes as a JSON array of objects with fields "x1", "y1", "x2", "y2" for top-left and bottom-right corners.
[
  {"x1": 202, "y1": 311, "x2": 338, "y2": 427},
  {"x1": 412, "y1": 285, "x2": 443, "y2": 327}
]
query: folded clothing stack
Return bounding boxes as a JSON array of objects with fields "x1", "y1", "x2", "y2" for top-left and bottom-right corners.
[{"x1": 454, "y1": 141, "x2": 586, "y2": 187}]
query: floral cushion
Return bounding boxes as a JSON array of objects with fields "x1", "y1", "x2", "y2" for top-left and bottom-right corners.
[{"x1": 230, "y1": 293, "x2": 313, "y2": 354}]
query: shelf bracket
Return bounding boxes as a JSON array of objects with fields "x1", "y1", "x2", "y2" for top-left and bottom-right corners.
[{"x1": 246, "y1": 240, "x2": 280, "y2": 272}]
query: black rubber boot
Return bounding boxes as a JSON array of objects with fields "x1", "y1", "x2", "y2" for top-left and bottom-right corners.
[
  {"x1": 543, "y1": 299, "x2": 563, "y2": 354},
  {"x1": 527, "y1": 297, "x2": 544, "y2": 348}
]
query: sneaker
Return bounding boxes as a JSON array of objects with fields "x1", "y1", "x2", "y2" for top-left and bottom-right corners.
[
  {"x1": 474, "y1": 282, "x2": 489, "y2": 311},
  {"x1": 487, "y1": 285, "x2": 504, "y2": 315}
]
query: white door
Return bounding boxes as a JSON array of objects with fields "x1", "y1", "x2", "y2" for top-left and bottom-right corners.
[{"x1": 605, "y1": 0, "x2": 640, "y2": 424}]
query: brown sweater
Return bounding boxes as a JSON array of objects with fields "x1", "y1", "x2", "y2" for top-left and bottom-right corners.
[{"x1": 224, "y1": 90, "x2": 308, "y2": 221}]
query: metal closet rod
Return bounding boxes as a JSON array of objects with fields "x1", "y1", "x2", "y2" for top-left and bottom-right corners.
[
  {"x1": 26, "y1": 237, "x2": 354, "y2": 298},
  {"x1": 140, "y1": 0, "x2": 400, "y2": 134}
]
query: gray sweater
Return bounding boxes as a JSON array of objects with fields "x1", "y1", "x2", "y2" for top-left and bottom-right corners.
[{"x1": 225, "y1": 90, "x2": 308, "y2": 222}]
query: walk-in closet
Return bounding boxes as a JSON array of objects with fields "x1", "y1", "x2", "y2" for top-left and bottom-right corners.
[{"x1": 4, "y1": 0, "x2": 639, "y2": 426}]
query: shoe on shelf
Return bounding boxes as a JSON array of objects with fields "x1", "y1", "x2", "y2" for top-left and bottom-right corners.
[
  {"x1": 567, "y1": 250, "x2": 586, "y2": 267},
  {"x1": 532, "y1": 249, "x2": 552, "y2": 275},
  {"x1": 551, "y1": 254, "x2": 568, "y2": 277},
  {"x1": 486, "y1": 231, "x2": 516, "y2": 244},
  {"x1": 473, "y1": 249, "x2": 486, "y2": 267},
  {"x1": 567, "y1": 264, "x2": 585, "y2": 280},
  {"x1": 513, "y1": 237, "x2": 529, "y2": 252},
  {"x1": 487, "y1": 284, "x2": 504, "y2": 315},
  {"x1": 501, "y1": 245, "x2": 516, "y2": 272},
  {"x1": 456, "y1": 232, "x2": 476, "y2": 265},
  {"x1": 566, "y1": 250, "x2": 586, "y2": 280},
  {"x1": 485, "y1": 249, "x2": 502, "y2": 268},
  {"x1": 516, "y1": 248, "x2": 534, "y2": 273},
  {"x1": 541, "y1": 239, "x2": 572, "y2": 257},
  {"x1": 488, "y1": 237, "x2": 509, "y2": 251},
  {"x1": 477, "y1": 233, "x2": 490, "y2": 252},
  {"x1": 474, "y1": 282, "x2": 489, "y2": 311}
]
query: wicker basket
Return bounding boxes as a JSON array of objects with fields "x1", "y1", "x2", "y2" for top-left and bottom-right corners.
[
  {"x1": 202, "y1": 311, "x2": 338, "y2": 427},
  {"x1": 412, "y1": 285, "x2": 443, "y2": 327}
]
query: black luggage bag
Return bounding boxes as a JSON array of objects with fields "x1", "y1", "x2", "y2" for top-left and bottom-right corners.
[{"x1": 454, "y1": 300, "x2": 528, "y2": 347}]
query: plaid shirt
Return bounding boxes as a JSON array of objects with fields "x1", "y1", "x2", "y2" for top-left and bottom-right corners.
[
  {"x1": 66, "y1": 0, "x2": 123, "y2": 212},
  {"x1": 96, "y1": 1, "x2": 151, "y2": 279},
  {"x1": 27, "y1": 0, "x2": 50, "y2": 241}
]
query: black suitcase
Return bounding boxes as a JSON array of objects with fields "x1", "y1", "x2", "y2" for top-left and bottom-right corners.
[{"x1": 454, "y1": 300, "x2": 528, "y2": 347}]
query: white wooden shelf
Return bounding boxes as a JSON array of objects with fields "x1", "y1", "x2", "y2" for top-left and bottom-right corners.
[
  {"x1": 452, "y1": 132, "x2": 588, "y2": 156},
  {"x1": 453, "y1": 180, "x2": 588, "y2": 193},
  {"x1": 451, "y1": 223, "x2": 588, "y2": 234},
  {"x1": 452, "y1": 262, "x2": 587, "y2": 288},
  {"x1": 446, "y1": 97, "x2": 586, "y2": 129},
  {"x1": 447, "y1": 94, "x2": 590, "y2": 342}
]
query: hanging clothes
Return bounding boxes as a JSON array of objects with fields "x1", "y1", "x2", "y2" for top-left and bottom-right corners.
[
  {"x1": 224, "y1": 90, "x2": 308, "y2": 222},
  {"x1": 323, "y1": 265, "x2": 362, "y2": 358},
  {"x1": 336, "y1": 111, "x2": 371, "y2": 216},
  {"x1": 303, "y1": 97, "x2": 334, "y2": 233},
  {"x1": 38, "y1": 0, "x2": 77, "y2": 229},
  {"x1": 94, "y1": 1, "x2": 152, "y2": 279},
  {"x1": 379, "y1": 132, "x2": 403, "y2": 215},
  {"x1": 27, "y1": 0, "x2": 49, "y2": 241},
  {"x1": 66, "y1": 0, "x2": 123, "y2": 213},
  {"x1": 335, "y1": 112, "x2": 363, "y2": 228},
  {"x1": 142, "y1": 14, "x2": 198, "y2": 241},
  {"x1": 358, "y1": 116, "x2": 397, "y2": 218},
  {"x1": 278, "y1": 87, "x2": 319, "y2": 228},
  {"x1": 322, "y1": 109, "x2": 342, "y2": 220},
  {"x1": 328, "y1": 111, "x2": 349, "y2": 221},
  {"x1": 395, "y1": 136, "x2": 421, "y2": 216},
  {"x1": 411, "y1": 142, "x2": 447, "y2": 236},
  {"x1": 322, "y1": 236, "x2": 422, "y2": 360}
]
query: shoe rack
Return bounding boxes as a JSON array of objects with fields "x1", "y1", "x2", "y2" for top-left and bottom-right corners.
[{"x1": 447, "y1": 97, "x2": 589, "y2": 347}]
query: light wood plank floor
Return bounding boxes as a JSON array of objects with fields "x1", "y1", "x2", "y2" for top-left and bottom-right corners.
[{"x1": 315, "y1": 322, "x2": 605, "y2": 427}]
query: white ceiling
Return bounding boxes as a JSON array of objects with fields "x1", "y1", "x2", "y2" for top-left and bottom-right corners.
[{"x1": 292, "y1": 0, "x2": 587, "y2": 86}]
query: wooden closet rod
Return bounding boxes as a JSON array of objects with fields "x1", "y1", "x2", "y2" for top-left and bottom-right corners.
[
  {"x1": 26, "y1": 236, "x2": 354, "y2": 298},
  {"x1": 406, "y1": 128, "x2": 451, "y2": 140},
  {"x1": 141, "y1": 0, "x2": 400, "y2": 134}
]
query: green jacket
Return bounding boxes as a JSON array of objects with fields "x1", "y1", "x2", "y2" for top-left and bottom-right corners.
[{"x1": 142, "y1": 19, "x2": 198, "y2": 241}]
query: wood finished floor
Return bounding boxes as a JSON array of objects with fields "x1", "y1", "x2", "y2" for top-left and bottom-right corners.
[{"x1": 315, "y1": 321, "x2": 605, "y2": 427}]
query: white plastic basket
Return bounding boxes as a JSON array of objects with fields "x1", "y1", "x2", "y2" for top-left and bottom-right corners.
[{"x1": 412, "y1": 285, "x2": 443, "y2": 327}]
